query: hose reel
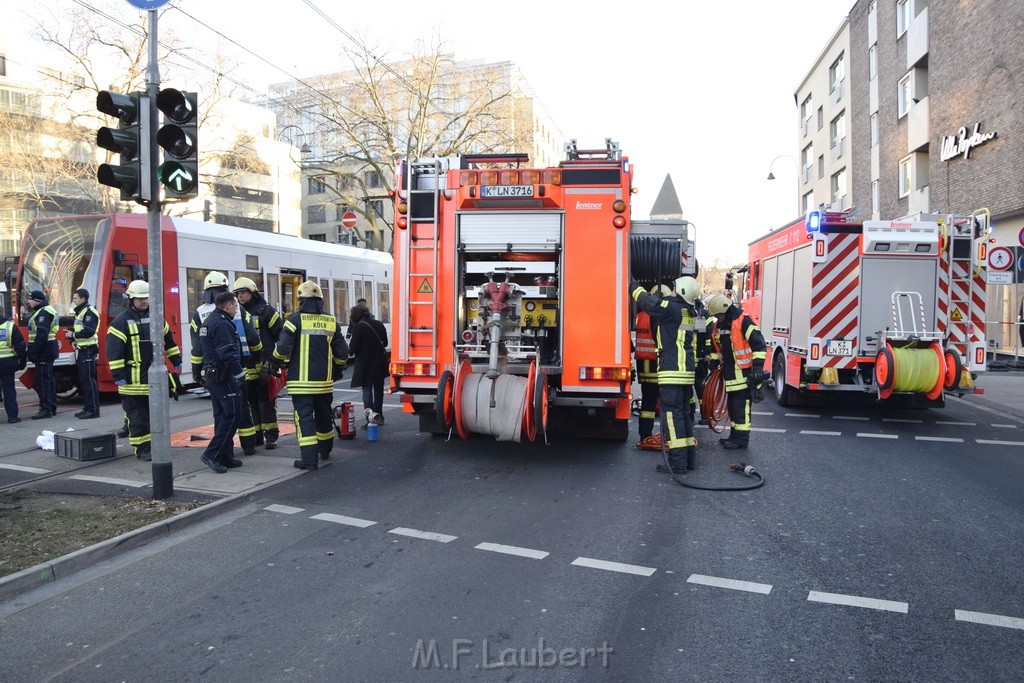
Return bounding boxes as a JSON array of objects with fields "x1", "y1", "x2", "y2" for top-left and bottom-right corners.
[{"x1": 630, "y1": 236, "x2": 683, "y2": 285}]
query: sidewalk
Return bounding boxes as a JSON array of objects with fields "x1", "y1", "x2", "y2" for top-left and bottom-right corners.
[{"x1": 967, "y1": 370, "x2": 1024, "y2": 421}]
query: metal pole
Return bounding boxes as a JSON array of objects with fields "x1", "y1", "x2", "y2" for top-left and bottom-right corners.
[{"x1": 146, "y1": 9, "x2": 173, "y2": 499}]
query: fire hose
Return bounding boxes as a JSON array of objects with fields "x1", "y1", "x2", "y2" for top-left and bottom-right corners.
[{"x1": 630, "y1": 236, "x2": 684, "y2": 285}]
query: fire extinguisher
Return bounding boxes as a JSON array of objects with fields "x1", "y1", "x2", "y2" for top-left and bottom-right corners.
[{"x1": 333, "y1": 402, "x2": 355, "y2": 440}]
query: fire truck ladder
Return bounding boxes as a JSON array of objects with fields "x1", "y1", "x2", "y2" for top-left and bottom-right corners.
[
  {"x1": 945, "y1": 216, "x2": 978, "y2": 361},
  {"x1": 404, "y1": 159, "x2": 443, "y2": 362}
]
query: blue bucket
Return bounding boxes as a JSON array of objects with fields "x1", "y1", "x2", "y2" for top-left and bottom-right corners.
[{"x1": 367, "y1": 424, "x2": 379, "y2": 442}]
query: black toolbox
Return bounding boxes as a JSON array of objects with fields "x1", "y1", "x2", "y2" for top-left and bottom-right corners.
[{"x1": 54, "y1": 430, "x2": 117, "y2": 461}]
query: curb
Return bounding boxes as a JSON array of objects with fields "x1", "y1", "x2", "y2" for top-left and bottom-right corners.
[{"x1": 0, "y1": 489, "x2": 255, "y2": 603}]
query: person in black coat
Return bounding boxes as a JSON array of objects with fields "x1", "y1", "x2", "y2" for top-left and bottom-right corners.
[{"x1": 348, "y1": 305, "x2": 389, "y2": 426}]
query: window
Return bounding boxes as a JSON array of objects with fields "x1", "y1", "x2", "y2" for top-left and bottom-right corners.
[
  {"x1": 363, "y1": 170, "x2": 381, "y2": 188},
  {"x1": 830, "y1": 112, "x2": 846, "y2": 148},
  {"x1": 868, "y1": 45, "x2": 877, "y2": 80},
  {"x1": 871, "y1": 180, "x2": 880, "y2": 216},
  {"x1": 829, "y1": 54, "x2": 845, "y2": 93},
  {"x1": 309, "y1": 233, "x2": 326, "y2": 242},
  {"x1": 818, "y1": 155, "x2": 825, "y2": 179},
  {"x1": 307, "y1": 204, "x2": 326, "y2": 223},
  {"x1": 897, "y1": 0, "x2": 910, "y2": 36},
  {"x1": 308, "y1": 177, "x2": 326, "y2": 194},
  {"x1": 817, "y1": 106, "x2": 824, "y2": 130},
  {"x1": 245, "y1": 255, "x2": 259, "y2": 270},
  {"x1": 801, "y1": 144, "x2": 814, "y2": 180},
  {"x1": 800, "y1": 95, "x2": 813, "y2": 125},
  {"x1": 369, "y1": 199, "x2": 385, "y2": 219},
  {"x1": 830, "y1": 169, "x2": 847, "y2": 204},
  {"x1": 802, "y1": 191, "x2": 815, "y2": 215},
  {"x1": 898, "y1": 73, "x2": 911, "y2": 117},
  {"x1": 377, "y1": 282, "x2": 390, "y2": 324},
  {"x1": 267, "y1": 273, "x2": 280, "y2": 310},
  {"x1": 320, "y1": 278, "x2": 330, "y2": 311},
  {"x1": 185, "y1": 267, "x2": 219, "y2": 314},
  {"x1": 898, "y1": 155, "x2": 912, "y2": 197},
  {"x1": 870, "y1": 113, "x2": 879, "y2": 146},
  {"x1": 337, "y1": 226, "x2": 356, "y2": 244},
  {"x1": 354, "y1": 277, "x2": 375, "y2": 314},
  {"x1": 333, "y1": 279, "x2": 350, "y2": 322},
  {"x1": 0, "y1": 56, "x2": 6, "y2": 78},
  {"x1": 336, "y1": 204, "x2": 350, "y2": 220},
  {"x1": 234, "y1": 271, "x2": 264, "y2": 292}
]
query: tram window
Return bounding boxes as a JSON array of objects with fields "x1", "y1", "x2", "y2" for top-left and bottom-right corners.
[
  {"x1": 185, "y1": 268, "x2": 227, "y2": 312},
  {"x1": 377, "y1": 282, "x2": 390, "y2": 323},
  {"x1": 235, "y1": 271, "x2": 264, "y2": 292},
  {"x1": 353, "y1": 277, "x2": 374, "y2": 313},
  {"x1": 246, "y1": 255, "x2": 259, "y2": 270},
  {"x1": 107, "y1": 266, "x2": 134, "y2": 320},
  {"x1": 267, "y1": 273, "x2": 280, "y2": 309},
  {"x1": 333, "y1": 280, "x2": 350, "y2": 322}
]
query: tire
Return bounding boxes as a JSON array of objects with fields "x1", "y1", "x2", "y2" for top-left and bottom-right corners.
[
  {"x1": 772, "y1": 352, "x2": 796, "y2": 407},
  {"x1": 435, "y1": 370, "x2": 455, "y2": 432}
]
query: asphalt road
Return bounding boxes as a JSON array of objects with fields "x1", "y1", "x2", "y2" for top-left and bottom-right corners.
[{"x1": 2, "y1": 391, "x2": 1023, "y2": 681}]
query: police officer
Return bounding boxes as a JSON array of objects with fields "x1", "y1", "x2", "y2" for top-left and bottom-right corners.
[
  {"x1": 635, "y1": 284, "x2": 671, "y2": 450},
  {"x1": 199, "y1": 292, "x2": 246, "y2": 474},
  {"x1": 71, "y1": 288, "x2": 101, "y2": 419},
  {"x1": 233, "y1": 277, "x2": 283, "y2": 449},
  {"x1": 0, "y1": 307, "x2": 28, "y2": 423},
  {"x1": 190, "y1": 271, "x2": 262, "y2": 455},
  {"x1": 706, "y1": 293, "x2": 768, "y2": 450},
  {"x1": 272, "y1": 281, "x2": 348, "y2": 470},
  {"x1": 106, "y1": 280, "x2": 183, "y2": 461},
  {"x1": 25, "y1": 290, "x2": 58, "y2": 419},
  {"x1": 630, "y1": 276, "x2": 700, "y2": 474}
]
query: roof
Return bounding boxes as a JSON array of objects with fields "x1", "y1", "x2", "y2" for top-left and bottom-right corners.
[{"x1": 649, "y1": 174, "x2": 684, "y2": 220}]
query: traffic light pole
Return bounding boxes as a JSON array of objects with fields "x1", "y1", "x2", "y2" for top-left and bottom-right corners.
[{"x1": 146, "y1": 9, "x2": 173, "y2": 499}]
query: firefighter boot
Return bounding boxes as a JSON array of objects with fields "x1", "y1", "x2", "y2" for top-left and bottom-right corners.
[{"x1": 264, "y1": 432, "x2": 278, "y2": 450}]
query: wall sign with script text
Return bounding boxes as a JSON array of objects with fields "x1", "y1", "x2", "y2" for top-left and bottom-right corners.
[{"x1": 939, "y1": 123, "x2": 997, "y2": 162}]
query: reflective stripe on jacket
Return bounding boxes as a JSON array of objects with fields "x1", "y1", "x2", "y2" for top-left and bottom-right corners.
[
  {"x1": 273, "y1": 302, "x2": 348, "y2": 395},
  {"x1": 73, "y1": 304, "x2": 100, "y2": 346}
]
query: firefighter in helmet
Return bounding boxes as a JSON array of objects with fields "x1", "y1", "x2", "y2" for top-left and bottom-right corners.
[
  {"x1": 190, "y1": 271, "x2": 262, "y2": 455},
  {"x1": 706, "y1": 293, "x2": 767, "y2": 449},
  {"x1": 106, "y1": 280, "x2": 183, "y2": 460},
  {"x1": 233, "y1": 277, "x2": 284, "y2": 449},
  {"x1": 272, "y1": 280, "x2": 348, "y2": 470},
  {"x1": 629, "y1": 276, "x2": 700, "y2": 474},
  {"x1": 635, "y1": 283, "x2": 672, "y2": 450}
]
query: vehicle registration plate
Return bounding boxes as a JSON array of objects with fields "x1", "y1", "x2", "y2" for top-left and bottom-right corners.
[
  {"x1": 826, "y1": 339, "x2": 853, "y2": 356},
  {"x1": 480, "y1": 185, "x2": 534, "y2": 198}
]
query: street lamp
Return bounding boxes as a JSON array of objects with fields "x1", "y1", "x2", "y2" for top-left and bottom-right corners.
[{"x1": 766, "y1": 154, "x2": 798, "y2": 180}]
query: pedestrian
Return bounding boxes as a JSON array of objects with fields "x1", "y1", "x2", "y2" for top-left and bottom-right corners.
[
  {"x1": 198, "y1": 292, "x2": 246, "y2": 474},
  {"x1": 1018, "y1": 297, "x2": 1023, "y2": 349},
  {"x1": 106, "y1": 280, "x2": 183, "y2": 461},
  {"x1": 71, "y1": 288, "x2": 101, "y2": 419},
  {"x1": 634, "y1": 284, "x2": 671, "y2": 450},
  {"x1": 0, "y1": 307, "x2": 28, "y2": 423},
  {"x1": 706, "y1": 293, "x2": 768, "y2": 450},
  {"x1": 630, "y1": 276, "x2": 701, "y2": 474},
  {"x1": 190, "y1": 271, "x2": 262, "y2": 455},
  {"x1": 347, "y1": 297, "x2": 369, "y2": 339},
  {"x1": 272, "y1": 280, "x2": 348, "y2": 470},
  {"x1": 25, "y1": 290, "x2": 58, "y2": 419},
  {"x1": 348, "y1": 304, "x2": 389, "y2": 426},
  {"x1": 233, "y1": 277, "x2": 284, "y2": 449}
]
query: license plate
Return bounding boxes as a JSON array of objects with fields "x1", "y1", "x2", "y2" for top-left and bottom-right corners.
[
  {"x1": 826, "y1": 339, "x2": 852, "y2": 356},
  {"x1": 480, "y1": 185, "x2": 534, "y2": 198}
]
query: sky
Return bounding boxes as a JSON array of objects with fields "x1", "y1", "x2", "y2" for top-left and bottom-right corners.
[{"x1": 9, "y1": 0, "x2": 855, "y2": 265}]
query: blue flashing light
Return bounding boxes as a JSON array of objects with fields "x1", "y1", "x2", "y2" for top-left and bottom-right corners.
[{"x1": 806, "y1": 211, "x2": 821, "y2": 232}]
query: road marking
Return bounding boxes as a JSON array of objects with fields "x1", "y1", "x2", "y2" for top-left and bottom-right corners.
[
  {"x1": 856, "y1": 433, "x2": 899, "y2": 440},
  {"x1": 752, "y1": 411, "x2": 774, "y2": 416},
  {"x1": 687, "y1": 574, "x2": 772, "y2": 594},
  {"x1": 800, "y1": 430, "x2": 841, "y2": 436},
  {"x1": 265, "y1": 504, "x2": 304, "y2": 514},
  {"x1": 389, "y1": 527, "x2": 457, "y2": 543},
  {"x1": 0, "y1": 463, "x2": 50, "y2": 474},
  {"x1": 752, "y1": 427, "x2": 786, "y2": 433},
  {"x1": 834, "y1": 415, "x2": 870, "y2": 421},
  {"x1": 936, "y1": 420, "x2": 975, "y2": 426},
  {"x1": 808, "y1": 591, "x2": 908, "y2": 613},
  {"x1": 475, "y1": 542, "x2": 549, "y2": 560},
  {"x1": 69, "y1": 475, "x2": 147, "y2": 488},
  {"x1": 991, "y1": 424, "x2": 1019, "y2": 429},
  {"x1": 955, "y1": 609, "x2": 1024, "y2": 630},
  {"x1": 784, "y1": 413, "x2": 820, "y2": 418},
  {"x1": 976, "y1": 439, "x2": 1024, "y2": 447},
  {"x1": 310, "y1": 513, "x2": 377, "y2": 528},
  {"x1": 571, "y1": 557, "x2": 657, "y2": 577},
  {"x1": 884, "y1": 418, "x2": 922, "y2": 423},
  {"x1": 915, "y1": 436, "x2": 964, "y2": 443}
]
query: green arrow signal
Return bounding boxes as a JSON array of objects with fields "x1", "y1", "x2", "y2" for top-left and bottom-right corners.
[{"x1": 157, "y1": 161, "x2": 196, "y2": 194}]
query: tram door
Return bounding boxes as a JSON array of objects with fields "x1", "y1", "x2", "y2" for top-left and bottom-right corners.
[{"x1": 279, "y1": 270, "x2": 305, "y2": 315}]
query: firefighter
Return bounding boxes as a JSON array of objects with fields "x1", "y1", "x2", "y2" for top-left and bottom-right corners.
[
  {"x1": 106, "y1": 280, "x2": 183, "y2": 460},
  {"x1": 0, "y1": 306, "x2": 28, "y2": 423},
  {"x1": 706, "y1": 293, "x2": 768, "y2": 450},
  {"x1": 198, "y1": 292, "x2": 246, "y2": 474},
  {"x1": 190, "y1": 271, "x2": 262, "y2": 455},
  {"x1": 272, "y1": 280, "x2": 348, "y2": 470},
  {"x1": 71, "y1": 288, "x2": 101, "y2": 419},
  {"x1": 25, "y1": 290, "x2": 59, "y2": 419},
  {"x1": 233, "y1": 277, "x2": 283, "y2": 449},
  {"x1": 629, "y1": 276, "x2": 700, "y2": 475},
  {"x1": 635, "y1": 284, "x2": 671, "y2": 449},
  {"x1": 694, "y1": 297, "x2": 715, "y2": 420}
]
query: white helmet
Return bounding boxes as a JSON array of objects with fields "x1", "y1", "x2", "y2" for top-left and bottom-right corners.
[
  {"x1": 650, "y1": 284, "x2": 672, "y2": 297},
  {"x1": 204, "y1": 271, "x2": 229, "y2": 290},
  {"x1": 674, "y1": 276, "x2": 700, "y2": 305},
  {"x1": 232, "y1": 277, "x2": 258, "y2": 294},
  {"x1": 707, "y1": 293, "x2": 732, "y2": 316},
  {"x1": 125, "y1": 280, "x2": 150, "y2": 299},
  {"x1": 297, "y1": 280, "x2": 323, "y2": 299}
]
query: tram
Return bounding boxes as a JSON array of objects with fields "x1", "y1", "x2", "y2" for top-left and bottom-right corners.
[{"x1": 3, "y1": 213, "x2": 392, "y2": 394}]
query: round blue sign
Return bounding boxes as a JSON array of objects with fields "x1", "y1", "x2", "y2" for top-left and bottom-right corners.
[{"x1": 126, "y1": 0, "x2": 170, "y2": 9}]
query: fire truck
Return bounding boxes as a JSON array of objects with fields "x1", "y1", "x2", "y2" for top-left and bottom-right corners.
[
  {"x1": 390, "y1": 140, "x2": 648, "y2": 442},
  {"x1": 739, "y1": 209, "x2": 989, "y2": 407}
]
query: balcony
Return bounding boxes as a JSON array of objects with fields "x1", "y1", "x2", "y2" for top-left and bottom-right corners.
[
  {"x1": 908, "y1": 185, "x2": 930, "y2": 215},
  {"x1": 907, "y1": 6, "x2": 929, "y2": 68},
  {"x1": 831, "y1": 138, "x2": 845, "y2": 161},
  {"x1": 907, "y1": 96, "x2": 930, "y2": 152},
  {"x1": 829, "y1": 79, "x2": 844, "y2": 107}
]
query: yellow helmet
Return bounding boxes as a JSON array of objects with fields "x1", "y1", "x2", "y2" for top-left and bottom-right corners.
[
  {"x1": 232, "y1": 277, "x2": 258, "y2": 294},
  {"x1": 707, "y1": 293, "x2": 732, "y2": 316},
  {"x1": 297, "y1": 280, "x2": 323, "y2": 299},
  {"x1": 650, "y1": 284, "x2": 672, "y2": 297},
  {"x1": 125, "y1": 280, "x2": 150, "y2": 299},
  {"x1": 203, "y1": 271, "x2": 229, "y2": 290},
  {"x1": 674, "y1": 276, "x2": 700, "y2": 305}
]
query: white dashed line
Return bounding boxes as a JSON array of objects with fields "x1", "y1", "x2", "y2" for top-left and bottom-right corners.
[
  {"x1": 800, "y1": 430, "x2": 841, "y2": 436},
  {"x1": 265, "y1": 504, "x2": 304, "y2": 514},
  {"x1": 976, "y1": 439, "x2": 1024, "y2": 447},
  {"x1": 389, "y1": 527, "x2": 458, "y2": 543},
  {"x1": 808, "y1": 591, "x2": 908, "y2": 613},
  {"x1": 752, "y1": 411, "x2": 774, "y2": 416},
  {"x1": 915, "y1": 436, "x2": 965, "y2": 443},
  {"x1": 955, "y1": 610, "x2": 1024, "y2": 630},
  {"x1": 991, "y1": 424, "x2": 1019, "y2": 429},
  {"x1": 310, "y1": 513, "x2": 377, "y2": 528},
  {"x1": 752, "y1": 427, "x2": 786, "y2": 433},
  {"x1": 883, "y1": 418, "x2": 923, "y2": 424},
  {"x1": 687, "y1": 574, "x2": 772, "y2": 594},
  {"x1": 0, "y1": 463, "x2": 50, "y2": 474},
  {"x1": 475, "y1": 543, "x2": 549, "y2": 560},
  {"x1": 69, "y1": 475, "x2": 148, "y2": 488},
  {"x1": 571, "y1": 557, "x2": 657, "y2": 577},
  {"x1": 834, "y1": 415, "x2": 870, "y2": 421},
  {"x1": 936, "y1": 420, "x2": 975, "y2": 426},
  {"x1": 856, "y1": 433, "x2": 899, "y2": 440},
  {"x1": 785, "y1": 413, "x2": 820, "y2": 418}
]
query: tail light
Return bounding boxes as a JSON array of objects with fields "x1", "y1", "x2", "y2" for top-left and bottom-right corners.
[
  {"x1": 459, "y1": 171, "x2": 479, "y2": 187},
  {"x1": 541, "y1": 170, "x2": 561, "y2": 186},
  {"x1": 499, "y1": 170, "x2": 520, "y2": 185},
  {"x1": 390, "y1": 362, "x2": 436, "y2": 376},
  {"x1": 579, "y1": 366, "x2": 630, "y2": 381},
  {"x1": 521, "y1": 170, "x2": 540, "y2": 184},
  {"x1": 479, "y1": 170, "x2": 498, "y2": 185}
]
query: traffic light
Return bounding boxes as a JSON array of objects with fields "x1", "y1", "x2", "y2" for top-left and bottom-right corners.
[
  {"x1": 96, "y1": 91, "x2": 150, "y2": 203},
  {"x1": 155, "y1": 89, "x2": 198, "y2": 199}
]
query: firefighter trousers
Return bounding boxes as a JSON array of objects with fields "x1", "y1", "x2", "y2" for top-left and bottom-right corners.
[
  {"x1": 725, "y1": 388, "x2": 752, "y2": 446},
  {"x1": 292, "y1": 393, "x2": 334, "y2": 466},
  {"x1": 638, "y1": 381, "x2": 659, "y2": 439},
  {"x1": 205, "y1": 380, "x2": 243, "y2": 465},
  {"x1": 659, "y1": 384, "x2": 695, "y2": 469},
  {"x1": 245, "y1": 379, "x2": 279, "y2": 444},
  {"x1": 120, "y1": 394, "x2": 151, "y2": 456}
]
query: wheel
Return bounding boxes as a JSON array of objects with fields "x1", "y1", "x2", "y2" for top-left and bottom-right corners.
[
  {"x1": 55, "y1": 369, "x2": 80, "y2": 401},
  {"x1": 532, "y1": 366, "x2": 548, "y2": 440},
  {"x1": 453, "y1": 359, "x2": 473, "y2": 440},
  {"x1": 943, "y1": 349, "x2": 963, "y2": 391},
  {"x1": 435, "y1": 370, "x2": 455, "y2": 432},
  {"x1": 875, "y1": 345, "x2": 895, "y2": 400},
  {"x1": 772, "y1": 352, "x2": 796, "y2": 407}
]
